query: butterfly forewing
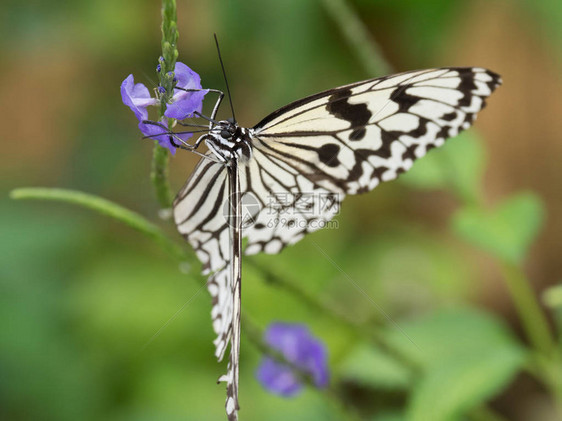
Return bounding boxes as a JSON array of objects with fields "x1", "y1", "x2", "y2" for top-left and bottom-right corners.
[{"x1": 252, "y1": 67, "x2": 501, "y2": 195}]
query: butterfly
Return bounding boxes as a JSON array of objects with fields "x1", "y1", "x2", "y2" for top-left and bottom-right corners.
[{"x1": 171, "y1": 66, "x2": 501, "y2": 420}]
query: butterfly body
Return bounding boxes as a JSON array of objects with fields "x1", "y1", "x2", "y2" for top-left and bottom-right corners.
[
  {"x1": 173, "y1": 67, "x2": 501, "y2": 421},
  {"x1": 204, "y1": 121, "x2": 253, "y2": 163}
]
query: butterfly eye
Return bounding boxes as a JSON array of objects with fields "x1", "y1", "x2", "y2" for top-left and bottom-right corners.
[{"x1": 220, "y1": 130, "x2": 232, "y2": 139}]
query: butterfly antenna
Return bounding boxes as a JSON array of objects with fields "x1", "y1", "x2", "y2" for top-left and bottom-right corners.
[{"x1": 214, "y1": 33, "x2": 237, "y2": 124}]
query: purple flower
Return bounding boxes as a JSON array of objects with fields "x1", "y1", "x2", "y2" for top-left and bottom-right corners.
[
  {"x1": 120, "y1": 74, "x2": 158, "y2": 121},
  {"x1": 120, "y1": 61, "x2": 208, "y2": 154},
  {"x1": 164, "y1": 62, "x2": 208, "y2": 120},
  {"x1": 256, "y1": 323, "x2": 329, "y2": 397}
]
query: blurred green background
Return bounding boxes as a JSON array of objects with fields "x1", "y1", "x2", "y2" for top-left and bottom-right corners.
[{"x1": 2, "y1": 0, "x2": 562, "y2": 420}]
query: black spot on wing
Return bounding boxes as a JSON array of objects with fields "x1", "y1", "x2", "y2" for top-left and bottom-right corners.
[
  {"x1": 374, "y1": 130, "x2": 401, "y2": 159},
  {"x1": 410, "y1": 117, "x2": 430, "y2": 138},
  {"x1": 436, "y1": 125, "x2": 450, "y2": 139},
  {"x1": 318, "y1": 143, "x2": 341, "y2": 167},
  {"x1": 442, "y1": 112, "x2": 457, "y2": 121},
  {"x1": 349, "y1": 127, "x2": 366, "y2": 141},
  {"x1": 484, "y1": 69, "x2": 502, "y2": 92},
  {"x1": 326, "y1": 88, "x2": 371, "y2": 128},
  {"x1": 402, "y1": 144, "x2": 418, "y2": 161},
  {"x1": 457, "y1": 71, "x2": 479, "y2": 107},
  {"x1": 425, "y1": 143, "x2": 436, "y2": 153},
  {"x1": 372, "y1": 166, "x2": 389, "y2": 180},
  {"x1": 347, "y1": 152, "x2": 365, "y2": 182},
  {"x1": 391, "y1": 85, "x2": 422, "y2": 112}
]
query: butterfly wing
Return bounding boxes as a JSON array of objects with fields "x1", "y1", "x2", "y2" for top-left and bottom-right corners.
[
  {"x1": 252, "y1": 67, "x2": 501, "y2": 195},
  {"x1": 174, "y1": 157, "x2": 241, "y2": 420},
  {"x1": 173, "y1": 153, "x2": 342, "y2": 421},
  {"x1": 174, "y1": 158, "x2": 230, "y2": 276},
  {"x1": 173, "y1": 149, "x2": 344, "y2": 352},
  {"x1": 240, "y1": 147, "x2": 343, "y2": 256}
]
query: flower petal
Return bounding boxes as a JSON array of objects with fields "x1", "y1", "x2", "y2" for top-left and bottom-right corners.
[
  {"x1": 164, "y1": 62, "x2": 209, "y2": 120},
  {"x1": 256, "y1": 358, "x2": 302, "y2": 397},
  {"x1": 303, "y1": 340, "x2": 329, "y2": 388},
  {"x1": 173, "y1": 62, "x2": 202, "y2": 90},
  {"x1": 257, "y1": 322, "x2": 330, "y2": 396},
  {"x1": 164, "y1": 89, "x2": 208, "y2": 120},
  {"x1": 138, "y1": 120, "x2": 193, "y2": 156},
  {"x1": 121, "y1": 74, "x2": 158, "y2": 121},
  {"x1": 266, "y1": 323, "x2": 309, "y2": 362}
]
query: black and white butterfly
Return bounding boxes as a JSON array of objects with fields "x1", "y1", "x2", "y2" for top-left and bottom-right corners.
[{"x1": 171, "y1": 66, "x2": 501, "y2": 420}]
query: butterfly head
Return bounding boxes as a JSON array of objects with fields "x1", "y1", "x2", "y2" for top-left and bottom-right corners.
[{"x1": 204, "y1": 119, "x2": 253, "y2": 164}]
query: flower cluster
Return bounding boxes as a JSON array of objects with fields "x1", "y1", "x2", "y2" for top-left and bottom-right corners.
[
  {"x1": 121, "y1": 61, "x2": 208, "y2": 155},
  {"x1": 256, "y1": 322, "x2": 329, "y2": 397}
]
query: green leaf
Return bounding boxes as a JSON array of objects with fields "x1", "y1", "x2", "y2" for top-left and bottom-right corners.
[
  {"x1": 451, "y1": 192, "x2": 545, "y2": 264},
  {"x1": 407, "y1": 346, "x2": 524, "y2": 421},
  {"x1": 400, "y1": 132, "x2": 485, "y2": 203},
  {"x1": 383, "y1": 307, "x2": 524, "y2": 369},
  {"x1": 337, "y1": 344, "x2": 412, "y2": 390},
  {"x1": 380, "y1": 308, "x2": 525, "y2": 421}
]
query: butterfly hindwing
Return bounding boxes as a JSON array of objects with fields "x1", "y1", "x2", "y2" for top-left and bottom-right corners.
[
  {"x1": 241, "y1": 147, "x2": 343, "y2": 256},
  {"x1": 173, "y1": 151, "x2": 343, "y2": 421},
  {"x1": 174, "y1": 148, "x2": 344, "y2": 352}
]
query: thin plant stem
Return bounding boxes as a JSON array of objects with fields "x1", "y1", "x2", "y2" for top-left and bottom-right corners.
[
  {"x1": 499, "y1": 261, "x2": 562, "y2": 412},
  {"x1": 10, "y1": 187, "x2": 190, "y2": 265},
  {"x1": 500, "y1": 261, "x2": 555, "y2": 357},
  {"x1": 320, "y1": 0, "x2": 392, "y2": 77},
  {"x1": 151, "y1": 0, "x2": 180, "y2": 209},
  {"x1": 151, "y1": 144, "x2": 174, "y2": 208}
]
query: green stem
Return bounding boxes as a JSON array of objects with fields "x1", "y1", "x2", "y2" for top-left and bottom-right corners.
[
  {"x1": 151, "y1": 0, "x2": 180, "y2": 209},
  {"x1": 499, "y1": 261, "x2": 562, "y2": 412},
  {"x1": 10, "y1": 187, "x2": 189, "y2": 264},
  {"x1": 151, "y1": 143, "x2": 173, "y2": 208},
  {"x1": 500, "y1": 261, "x2": 555, "y2": 357},
  {"x1": 160, "y1": 0, "x2": 179, "y2": 83},
  {"x1": 320, "y1": 0, "x2": 392, "y2": 76}
]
